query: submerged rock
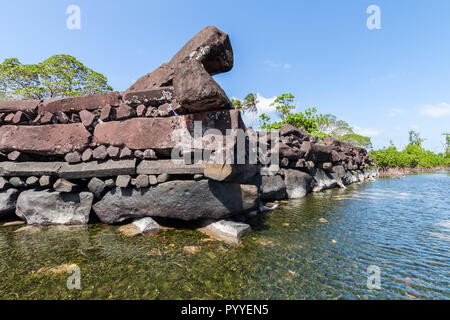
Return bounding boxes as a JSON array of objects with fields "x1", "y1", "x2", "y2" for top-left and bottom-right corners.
[
  {"x1": 0, "y1": 189, "x2": 19, "y2": 218},
  {"x1": 198, "y1": 219, "x2": 252, "y2": 245},
  {"x1": 93, "y1": 180, "x2": 258, "y2": 224},
  {"x1": 16, "y1": 190, "x2": 93, "y2": 225},
  {"x1": 118, "y1": 217, "x2": 162, "y2": 237}
]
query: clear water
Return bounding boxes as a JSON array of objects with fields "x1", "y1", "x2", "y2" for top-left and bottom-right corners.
[{"x1": 0, "y1": 171, "x2": 449, "y2": 300}]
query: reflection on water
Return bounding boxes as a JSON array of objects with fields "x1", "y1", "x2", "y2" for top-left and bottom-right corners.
[{"x1": 0, "y1": 171, "x2": 449, "y2": 299}]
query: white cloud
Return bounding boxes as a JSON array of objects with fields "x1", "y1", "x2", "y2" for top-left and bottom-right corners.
[
  {"x1": 264, "y1": 60, "x2": 292, "y2": 70},
  {"x1": 354, "y1": 126, "x2": 382, "y2": 137},
  {"x1": 419, "y1": 102, "x2": 450, "y2": 118},
  {"x1": 255, "y1": 93, "x2": 277, "y2": 114},
  {"x1": 388, "y1": 108, "x2": 405, "y2": 117}
]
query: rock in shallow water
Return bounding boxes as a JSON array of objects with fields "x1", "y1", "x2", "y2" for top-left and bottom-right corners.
[
  {"x1": 16, "y1": 190, "x2": 93, "y2": 225},
  {"x1": 93, "y1": 180, "x2": 259, "y2": 224},
  {"x1": 198, "y1": 219, "x2": 252, "y2": 245},
  {"x1": 118, "y1": 217, "x2": 162, "y2": 237},
  {"x1": 283, "y1": 170, "x2": 313, "y2": 198},
  {"x1": 260, "y1": 175, "x2": 287, "y2": 201}
]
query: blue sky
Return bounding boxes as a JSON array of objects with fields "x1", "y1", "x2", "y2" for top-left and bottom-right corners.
[{"x1": 1, "y1": 0, "x2": 449, "y2": 152}]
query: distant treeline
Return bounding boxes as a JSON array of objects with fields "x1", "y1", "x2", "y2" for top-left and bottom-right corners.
[{"x1": 369, "y1": 131, "x2": 450, "y2": 168}]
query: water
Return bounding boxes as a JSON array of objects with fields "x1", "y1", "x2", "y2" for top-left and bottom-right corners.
[{"x1": 0, "y1": 171, "x2": 449, "y2": 299}]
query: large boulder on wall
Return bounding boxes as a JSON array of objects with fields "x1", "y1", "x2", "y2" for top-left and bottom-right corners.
[
  {"x1": 93, "y1": 180, "x2": 259, "y2": 224},
  {"x1": 16, "y1": 189, "x2": 93, "y2": 225},
  {"x1": 172, "y1": 59, "x2": 232, "y2": 113},
  {"x1": 125, "y1": 26, "x2": 233, "y2": 93}
]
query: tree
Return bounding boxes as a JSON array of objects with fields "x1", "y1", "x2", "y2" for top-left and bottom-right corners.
[
  {"x1": 0, "y1": 55, "x2": 113, "y2": 100},
  {"x1": 270, "y1": 93, "x2": 295, "y2": 120},
  {"x1": 442, "y1": 132, "x2": 450, "y2": 157},
  {"x1": 318, "y1": 114, "x2": 353, "y2": 137},
  {"x1": 243, "y1": 93, "x2": 259, "y2": 113},
  {"x1": 231, "y1": 98, "x2": 244, "y2": 112},
  {"x1": 340, "y1": 133, "x2": 373, "y2": 149},
  {"x1": 408, "y1": 130, "x2": 425, "y2": 148}
]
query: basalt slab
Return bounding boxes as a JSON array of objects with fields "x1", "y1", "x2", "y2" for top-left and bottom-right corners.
[
  {"x1": 173, "y1": 59, "x2": 232, "y2": 113},
  {"x1": 122, "y1": 87, "x2": 174, "y2": 106},
  {"x1": 0, "y1": 189, "x2": 19, "y2": 217},
  {"x1": 58, "y1": 160, "x2": 136, "y2": 179},
  {"x1": 93, "y1": 180, "x2": 259, "y2": 224},
  {"x1": 16, "y1": 189, "x2": 93, "y2": 226},
  {"x1": 0, "y1": 162, "x2": 62, "y2": 177},
  {"x1": 0, "y1": 123, "x2": 91, "y2": 155},
  {"x1": 126, "y1": 26, "x2": 233, "y2": 93},
  {"x1": 0, "y1": 100, "x2": 41, "y2": 113},
  {"x1": 38, "y1": 92, "x2": 121, "y2": 115},
  {"x1": 137, "y1": 160, "x2": 205, "y2": 175},
  {"x1": 93, "y1": 109, "x2": 245, "y2": 152}
]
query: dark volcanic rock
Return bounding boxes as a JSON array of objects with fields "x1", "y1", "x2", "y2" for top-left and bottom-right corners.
[
  {"x1": 126, "y1": 63, "x2": 175, "y2": 93},
  {"x1": 169, "y1": 26, "x2": 233, "y2": 76},
  {"x1": 0, "y1": 189, "x2": 19, "y2": 217},
  {"x1": 283, "y1": 170, "x2": 313, "y2": 198},
  {"x1": 122, "y1": 88, "x2": 174, "y2": 106},
  {"x1": 126, "y1": 26, "x2": 233, "y2": 93},
  {"x1": 93, "y1": 180, "x2": 258, "y2": 224},
  {"x1": 38, "y1": 92, "x2": 120, "y2": 115},
  {"x1": 260, "y1": 175, "x2": 287, "y2": 201},
  {"x1": 173, "y1": 59, "x2": 231, "y2": 113},
  {"x1": 16, "y1": 190, "x2": 93, "y2": 225}
]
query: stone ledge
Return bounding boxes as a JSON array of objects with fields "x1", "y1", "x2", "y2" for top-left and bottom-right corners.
[
  {"x1": 137, "y1": 160, "x2": 205, "y2": 175},
  {"x1": 58, "y1": 159, "x2": 136, "y2": 179},
  {"x1": 0, "y1": 162, "x2": 63, "y2": 177}
]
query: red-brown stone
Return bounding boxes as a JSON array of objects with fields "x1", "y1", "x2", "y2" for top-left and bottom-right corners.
[
  {"x1": 79, "y1": 110, "x2": 96, "y2": 127},
  {"x1": 0, "y1": 123, "x2": 92, "y2": 155},
  {"x1": 93, "y1": 110, "x2": 245, "y2": 152},
  {"x1": 38, "y1": 92, "x2": 121, "y2": 115},
  {"x1": 0, "y1": 100, "x2": 41, "y2": 113}
]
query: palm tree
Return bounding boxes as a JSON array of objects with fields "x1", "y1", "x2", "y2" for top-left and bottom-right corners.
[
  {"x1": 231, "y1": 99, "x2": 244, "y2": 112},
  {"x1": 244, "y1": 93, "x2": 259, "y2": 113},
  {"x1": 243, "y1": 93, "x2": 259, "y2": 127}
]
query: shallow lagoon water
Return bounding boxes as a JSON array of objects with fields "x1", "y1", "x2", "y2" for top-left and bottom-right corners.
[{"x1": 0, "y1": 171, "x2": 449, "y2": 299}]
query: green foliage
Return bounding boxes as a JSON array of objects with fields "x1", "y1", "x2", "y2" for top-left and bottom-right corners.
[
  {"x1": 370, "y1": 133, "x2": 450, "y2": 168},
  {"x1": 258, "y1": 93, "x2": 372, "y2": 149},
  {"x1": 231, "y1": 99, "x2": 244, "y2": 112},
  {"x1": 408, "y1": 130, "x2": 425, "y2": 147},
  {"x1": 442, "y1": 132, "x2": 450, "y2": 157},
  {"x1": 270, "y1": 93, "x2": 295, "y2": 120},
  {"x1": 340, "y1": 133, "x2": 373, "y2": 149},
  {"x1": 0, "y1": 55, "x2": 113, "y2": 100}
]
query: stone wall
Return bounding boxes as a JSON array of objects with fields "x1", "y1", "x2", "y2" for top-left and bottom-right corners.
[{"x1": 0, "y1": 26, "x2": 378, "y2": 244}]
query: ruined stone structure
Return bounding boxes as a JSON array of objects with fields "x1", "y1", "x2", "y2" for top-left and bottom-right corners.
[{"x1": 0, "y1": 26, "x2": 377, "y2": 243}]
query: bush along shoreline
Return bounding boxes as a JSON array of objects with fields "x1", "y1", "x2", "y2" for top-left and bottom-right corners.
[{"x1": 369, "y1": 131, "x2": 450, "y2": 177}]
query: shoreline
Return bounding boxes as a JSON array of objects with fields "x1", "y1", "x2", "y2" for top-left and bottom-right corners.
[{"x1": 378, "y1": 166, "x2": 449, "y2": 178}]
